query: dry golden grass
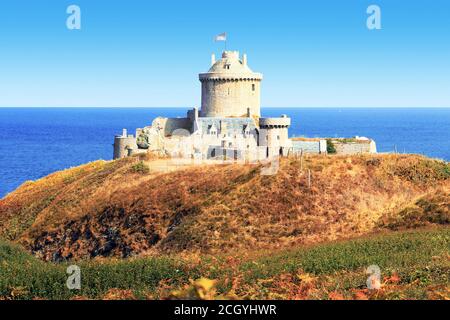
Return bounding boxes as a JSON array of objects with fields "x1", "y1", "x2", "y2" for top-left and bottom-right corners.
[{"x1": 0, "y1": 153, "x2": 448, "y2": 261}]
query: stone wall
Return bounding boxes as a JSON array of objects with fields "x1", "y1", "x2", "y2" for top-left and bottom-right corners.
[
  {"x1": 200, "y1": 79, "x2": 261, "y2": 117},
  {"x1": 291, "y1": 140, "x2": 327, "y2": 154},
  {"x1": 333, "y1": 140, "x2": 377, "y2": 154}
]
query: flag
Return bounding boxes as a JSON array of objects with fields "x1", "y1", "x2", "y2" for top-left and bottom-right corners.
[{"x1": 214, "y1": 32, "x2": 226, "y2": 42}]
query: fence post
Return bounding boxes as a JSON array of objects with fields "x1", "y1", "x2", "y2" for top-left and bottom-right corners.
[
  {"x1": 308, "y1": 169, "x2": 311, "y2": 188},
  {"x1": 300, "y1": 150, "x2": 304, "y2": 172}
]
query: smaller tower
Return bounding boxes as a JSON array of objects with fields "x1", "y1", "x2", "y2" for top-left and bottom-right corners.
[
  {"x1": 113, "y1": 129, "x2": 138, "y2": 159},
  {"x1": 258, "y1": 115, "x2": 292, "y2": 157}
]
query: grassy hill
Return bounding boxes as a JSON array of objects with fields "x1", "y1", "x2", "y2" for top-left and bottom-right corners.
[
  {"x1": 0, "y1": 153, "x2": 448, "y2": 299},
  {"x1": 0, "y1": 154, "x2": 449, "y2": 262}
]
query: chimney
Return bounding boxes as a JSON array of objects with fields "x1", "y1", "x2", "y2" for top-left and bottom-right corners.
[
  {"x1": 211, "y1": 53, "x2": 216, "y2": 66},
  {"x1": 242, "y1": 53, "x2": 247, "y2": 66},
  {"x1": 122, "y1": 128, "x2": 127, "y2": 137}
]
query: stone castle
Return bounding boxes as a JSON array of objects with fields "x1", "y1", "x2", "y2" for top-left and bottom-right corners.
[{"x1": 113, "y1": 50, "x2": 376, "y2": 160}]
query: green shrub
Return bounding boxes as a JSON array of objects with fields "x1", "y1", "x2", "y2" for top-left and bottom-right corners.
[
  {"x1": 326, "y1": 139, "x2": 336, "y2": 154},
  {"x1": 130, "y1": 161, "x2": 150, "y2": 174},
  {"x1": 239, "y1": 227, "x2": 450, "y2": 280}
]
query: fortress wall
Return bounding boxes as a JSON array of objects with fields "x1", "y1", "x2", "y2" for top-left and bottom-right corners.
[
  {"x1": 292, "y1": 140, "x2": 324, "y2": 154},
  {"x1": 334, "y1": 141, "x2": 375, "y2": 154},
  {"x1": 291, "y1": 139, "x2": 375, "y2": 155}
]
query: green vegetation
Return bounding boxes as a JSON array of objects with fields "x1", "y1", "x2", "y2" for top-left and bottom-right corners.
[
  {"x1": 0, "y1": 239, "x2": 197, "y2": 300},
  {"x1": 1, "y1": 227, "x2": 448, "y2": 299},
  {"x1": 130, "y1": 160, "x2": 150, "y2": 174},
  {"x1": 239, "y1": 228, "x2": 449, "y2": 278},
  {"x1": 226, "y1": 227, "x2": 450, "y2": 299},
  {"x1": 326, "y1": 139, "x2": 336, "y2": 154},
  {"x1": 136, "y1": 132, "x2": 150, "y2": 149}
]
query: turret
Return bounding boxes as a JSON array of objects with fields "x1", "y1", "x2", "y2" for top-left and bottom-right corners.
[
  {"x1": 113, "y1": 128, "x2": 138, "y2": 159},
  {"x1": 258, "y1": 115, "x2": 292, "y2": 157}
]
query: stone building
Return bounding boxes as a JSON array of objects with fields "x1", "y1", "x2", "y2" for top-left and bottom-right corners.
[
  {"x1": 113, "y1": 50, "x2": 292, "y2": 160},
  {"x1": 113, "y1": 50, "x2": 376, "y2": 160}
]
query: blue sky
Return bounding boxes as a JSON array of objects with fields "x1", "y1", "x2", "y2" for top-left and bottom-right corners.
[{"x1": 0, "y1": 0, "x2": 449, "y2": 108}]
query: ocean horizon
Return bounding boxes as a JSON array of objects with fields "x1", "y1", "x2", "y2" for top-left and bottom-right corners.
[{"x1": 1, "y1": 107, "x2": 449, "y2": 198}]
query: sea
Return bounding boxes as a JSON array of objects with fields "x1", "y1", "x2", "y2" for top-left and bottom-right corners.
[{"x1": 0, "y1": 107, "x2": 449, "y2": 198}]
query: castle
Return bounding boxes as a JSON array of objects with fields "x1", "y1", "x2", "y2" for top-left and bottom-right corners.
[{"x1": 113, "y1": 50, "x2": 376, "y2": 160}]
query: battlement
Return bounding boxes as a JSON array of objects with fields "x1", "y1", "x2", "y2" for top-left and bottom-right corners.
[{"x1": 259, "y1": 116, "x2": 291, "y2": 128}]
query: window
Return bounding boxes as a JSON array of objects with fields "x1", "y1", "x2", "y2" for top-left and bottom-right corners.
[
  {"x1": 224, "y1": 64, "x2": 230, "y2": 70},
  {"x1": 252, "y1": 83, "x2": 255, "y2": 91},
  {"x1": 277, "y1": 135, "x2": 280, "y2": 140},
  {"x1": 243, "y1": 125, "x2": 249, "y2": 135},
  {"x1": 208, "y1": 124, "x2": 217, "y2": 135}
]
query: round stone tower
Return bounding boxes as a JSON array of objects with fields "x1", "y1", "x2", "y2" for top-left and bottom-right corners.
[
  {"x1": 113, "y1": 129, "x2": 138, "y2": 159},
  {"x1": 199, "y1": 51, "x2": 263, "y2": 118}
]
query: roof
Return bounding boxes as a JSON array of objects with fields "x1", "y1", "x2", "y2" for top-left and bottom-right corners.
[{"x1": 196, "y1": 117, "x2": 258, "y2": 133}]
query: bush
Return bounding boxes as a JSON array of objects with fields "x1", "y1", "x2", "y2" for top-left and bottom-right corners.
[
  {"x1": 326, "y1": 139, "x2": 336, "y2": 154},
  {"x1": 130, "y1": 161, "x2": 150, "y2": 174}
]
